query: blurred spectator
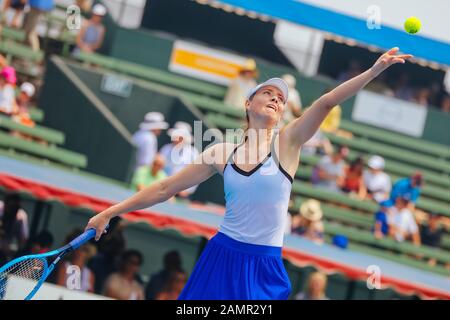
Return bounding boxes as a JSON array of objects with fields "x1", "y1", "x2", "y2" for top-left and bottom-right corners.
[
  {"x1": 145, "y1": 250, "x2": 184, "y2": 300},
  {"x1": 302, "y1": 129, "x2": 333, "y2": 156},
  {"x1": 11, "y1": 82, "x2": 36, "y2": 128},
  {"x1": 440, "y1": 94, "x2": 450, "y2": 113},
  {"x1": 1, "y1": 0, "x2": 27, "y2": 28},
  {"x1": 131, "y1": 154, "x2": 167, "y2": 192},
  {"x1": 291, "y1": 199, "x2": 324, "y2": 244},
  {"x1": 363, "y1": 155, "x2": 391, "y2": 203},
  {"x1": 224, "y1": 59, "x2": 257, "y2": 108},
  {"x1": 76, "y1": 0, "x2": 92, "y2": 14},
  {"x1": 0, "y1": 66, "x2": 18, "y2": 115},
  {"x1": 15, "y1": 229, "x2": 53, "y2": 257},
  {"x1": 342, "y1": 156, "x2": 366, "y2": 199},
  {"x1": 366, "y1": 73, "x2": 394, "y2": 96},
  {"x1": 337, "y1": 59, "x2": 362, "y2": 83},
  {"x1": 0, "y1": 193, "x2": 29, "y2": 260},
  {"x1": 373, "y1": 199, "x2": 393, "y2": 239},
  {"x1": 73, "y1": 3, "x2": 106, "y2": 56},
  {"x1": 393, "y1": 73, "x2": 414, "y2": 101},
  {"x1": 294, "y1": 271, "x2": 329, "y2": 300},
  {"x1": 155, "y1": 270, "x2": 187, "y2": 300},
  {"x1": 281, "y1": 74, "x2": 302, "y2": 122},
  {"x1": 428, "y1": 82, "x2": 442, "y2": 106},
  {"x1": 317, "y1": 88, "x2": 353, "y2": 139},
  {"x1": 159, "y1": 122, "x2": 199, "y2": 199},
  {"x1": 420, "y1": 213, "x2": 443, "y2": 249},
  {"x1": 55, "y1": 228, "x2": 96, "y2": 292},
  {"x1": 312, "y1": 146, "x2": 348, "y2": 192},
  {"x1": 89, "y1": 216, "x2": 126, "y2": 294},
  {"x1": 22, "y1": 0, "x2": 54, "y2": 51},
  {"x1": 420, "y1": 212, "x2": 443, "y2": 266},
  {"x1": 131, "y1": 112, "x2": 168, "y2": 170},
  {"x1": 0, "y1": 54, "x2": 7, "y2": 69},
  {"x1": 388, "y1": 195, "x2": 421, "y2": 245},
  {"x1": 320, "y1": 103, "x2": 342, "y2": 134},
  {"x1": 103, "y1": 249, "x2": 145, "y2": 300},
  {"x1": 413, "y1": 87, "x2": 431, "y2": 107},
  {"x1": 16, "y1": 82, "x2": 35, "y2": 115},
  {"x1": 390, "y1": 172, "x2": 423, "y2": 210}
]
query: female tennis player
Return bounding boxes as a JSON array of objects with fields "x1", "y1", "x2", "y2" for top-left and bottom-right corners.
[{"x1": 85, "y1": 48, "x2": 412, "y2": 299}]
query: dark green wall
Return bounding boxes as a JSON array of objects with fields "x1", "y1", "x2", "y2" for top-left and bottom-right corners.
[{"x1": 40, "y1": 59, "x2": 136, "y2": 182}]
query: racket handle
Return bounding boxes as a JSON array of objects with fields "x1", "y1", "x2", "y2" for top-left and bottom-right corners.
[{"x1": 69, "y1": 228, "x2": 96, "y2": 249}]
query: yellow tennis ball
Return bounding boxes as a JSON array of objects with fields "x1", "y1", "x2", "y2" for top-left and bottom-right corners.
[{"x1": 404, "y1": 17, "x2": 421, "y2": 34}]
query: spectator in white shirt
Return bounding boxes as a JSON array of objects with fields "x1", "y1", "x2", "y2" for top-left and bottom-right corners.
[
  {"x1": 388, "y1": 195, "x2": 421, "y2": 245},
  {"x1": 160, "y1": 122, "x2": 199, "y2": 199},
  {"x1": 131, "y1": 112, "x2": 168, "y2": 170},
  {"x1": 312, "y1": 146, "x2": 348, "y2": 192},
  {"x1": 363, "y1": 155, "x2": 391, "y2": 203}
]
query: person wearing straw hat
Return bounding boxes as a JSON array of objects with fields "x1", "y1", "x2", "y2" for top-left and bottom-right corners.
[
  {"x1": 292, "y1": 199, "x2": 324, "y2": 244},
  {"x1": 159, "y1": 122, "x2": 199, "y2": 198},
  {"x1": 131, "y1": 112, "x2": 168, "y2": 170},
  {"x1": 85, "y1": 48, "x2": 412, "y2": 299}
]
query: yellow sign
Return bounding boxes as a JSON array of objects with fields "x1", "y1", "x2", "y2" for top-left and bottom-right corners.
[{"x1": 169, "y1": 40, "x2": 255, "y2": 85}]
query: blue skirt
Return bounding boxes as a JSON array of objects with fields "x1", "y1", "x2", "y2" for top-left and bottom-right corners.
[{"x1": 178, "y1": 232, "x2": 291, "y2": 300}]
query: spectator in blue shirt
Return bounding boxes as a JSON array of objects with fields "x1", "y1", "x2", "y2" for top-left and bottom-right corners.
[
  {"x1": 22, "y1": 0, "x2": 54, "y2": 51},
  {"x1": 390, "y1": 172, "x2": 423, "y2": 210},
  {"x1": 373, "y1": 199, "x2": 393, "y2": 239}
]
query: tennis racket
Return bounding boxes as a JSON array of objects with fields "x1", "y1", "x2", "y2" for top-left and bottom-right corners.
[{"x1": 0, "y1": 228, "x2": 98, "y2": 300}]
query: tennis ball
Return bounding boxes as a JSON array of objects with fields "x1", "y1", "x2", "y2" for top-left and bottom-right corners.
[{"x1": 404, "y1": 17, "x2": 421, "y2": 34}]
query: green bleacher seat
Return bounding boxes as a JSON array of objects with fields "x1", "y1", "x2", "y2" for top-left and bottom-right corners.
[
  {"x1": 292, "y1": 181, "x2": 378, "y2": 213},
  {"x1": 0, "y1": 26, "x2": 25, "y2": 42},
  {"x1": 346, "y1": 241, "x2": 450, "y2": 277},
  {"x1": 76, "y1": 52, "x2": 227, "y2": 99},
  {"x1": 340, "y1": 119, "x2": 450, "y2": 160},
  {"x1": 290, "y1": 201, "x2": 373, "y2": 229},
  {"x1": 324, "y1": 222, "x2": 450, "y2": 265},
  {"x1": 0, "y1": 114, "x2": 64, "y2": 144},
  {"x1": 183, "y1": 93, "x2": 245, "y2": 118},
  {"x1": 0, "y1": 131, "x2": 86, "y2": 168},
  {"x1": 29, "y1": 107, "x2": 45, "y2": 122},
  {"x1": 0, "y1": 40, "x2": 44, "y2": 62}
]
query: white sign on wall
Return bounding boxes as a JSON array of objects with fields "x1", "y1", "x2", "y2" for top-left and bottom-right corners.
[{"x1": 352, "y1": 90, "x2": 428, "y2": 137}]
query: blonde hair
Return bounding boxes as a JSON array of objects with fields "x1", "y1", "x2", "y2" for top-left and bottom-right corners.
[{"x1": 307, "y1": 271, "x2": 328, "y2": 293}]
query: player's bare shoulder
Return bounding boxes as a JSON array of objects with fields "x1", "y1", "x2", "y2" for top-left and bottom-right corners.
[{"x1": 198, "y1": 141, "x2": 237, "y2": 174}]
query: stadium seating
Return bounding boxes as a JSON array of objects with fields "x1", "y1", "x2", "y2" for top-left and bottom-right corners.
[
  {"x1": 75, "y1": 52, "x2": 227, "y2": 99},
  {"x1": 0, "y1": 131, "x2": 87, "y2": 168},
  {"x1": 0, "y1": 114, "x2": 64, "y2": 144}
]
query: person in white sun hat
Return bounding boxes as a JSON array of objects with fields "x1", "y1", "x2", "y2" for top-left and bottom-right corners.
[
  {"x1": 86, "y1": 47, "x2": 412, "y2": 299},
  {"x1": 73, "y1": 3, "x2": 107, "y2": 56},
  {"x1": 363, "y1": 155, "x2": 392, "y2": 203},
  {"x1": 131, "y1": 112, "x2": 168, "y2": 170},
  {"x1": 159, "y1": 122, "x2": 199, "y2": 198}
]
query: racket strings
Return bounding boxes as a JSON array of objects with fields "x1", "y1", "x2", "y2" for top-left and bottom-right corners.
[{"x1": 0, "y1": 258, "x2": 47, "y2": 299}]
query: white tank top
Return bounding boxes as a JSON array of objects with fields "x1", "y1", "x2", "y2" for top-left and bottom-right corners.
[{"x1": 219, "y1": 135, "x2": 293, "y2": 247}]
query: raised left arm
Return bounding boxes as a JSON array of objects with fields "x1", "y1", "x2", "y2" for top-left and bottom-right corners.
[{"x1": 284, "y1": 47, "x2": 412, "y2": 148}]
